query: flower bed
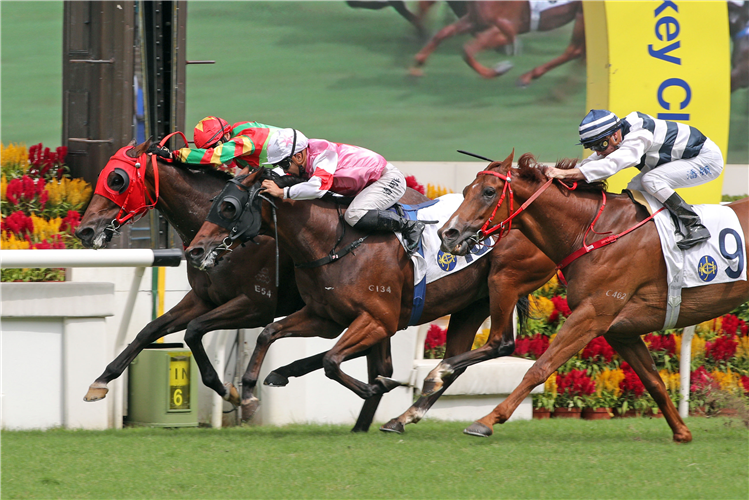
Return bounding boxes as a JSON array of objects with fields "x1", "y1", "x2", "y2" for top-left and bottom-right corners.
[
  {"x1": 1, "y1": 142, "x2": 92, "y2": 281},
  {"x1": 423, "y1": 273, "x2": 749, "y2": 418}
]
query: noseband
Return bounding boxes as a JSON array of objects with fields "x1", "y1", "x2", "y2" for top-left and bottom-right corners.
[{"x1": 472, "y1": 168, "x2": 575, "y2": 246}]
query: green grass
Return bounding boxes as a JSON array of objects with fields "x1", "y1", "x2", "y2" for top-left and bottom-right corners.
[
  {"x1": 2, "y1": 1, "x2": 747, "y2": 163},
  {"x1": 2, "y1": 418, "x2": 747, "y2": 499}
]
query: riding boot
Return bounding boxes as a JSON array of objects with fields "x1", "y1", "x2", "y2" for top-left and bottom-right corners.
[
  {"x1": 662, "y1": 192, "x2": 711, "y2": 250},
  {"x1": 354, "y1": 209, "x2": 425, "y2": 252}
]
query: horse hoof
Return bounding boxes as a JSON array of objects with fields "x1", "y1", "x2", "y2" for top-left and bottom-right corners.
[
  {"x1": 379, "y1": 419, "x2": 405, "y2": 434},
  {"x1": 408, "y1": 67, "x2": 424, "y2": 78},
  {"x1": 264, "y1": 371, "x2": 289, "y2": 387},
  {"x1": 516, "y1": 77, "x2": 531, "y2": 88},
  {"x1": 83, "y1": 385, "x2": 108, "y2": 402},
  {"x1": 241, "y1": 397, "x2": 260, "y2": 421},
  {"x1": 464, "y1": 422, "x2": 493, "y2": 438},
  {"x1": 223, "y1": 383, "x2": 241, "y2": 406},
  {"x1": 493, "y1": 61, "x2": 514, "y2": 77},
  {"x1": 421, "y1": 377, "x2": 442, "y2": 396},
  {"x1": 673, "y1": 430, "x2": 693, "y2": 443},
  {"x1": 375, "y1": 376, "x2": 401, "y2": 393}
]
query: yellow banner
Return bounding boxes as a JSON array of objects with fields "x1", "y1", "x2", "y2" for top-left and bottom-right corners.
[{"x1": 584, "y1": 1, "x2": 731, "y2": 204}]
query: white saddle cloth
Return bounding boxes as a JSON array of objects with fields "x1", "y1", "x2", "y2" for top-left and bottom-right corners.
[
  {"x1": 634, "y1": 190, "x2": 747, "y2": 328},
  {"x1": 395, "y1": 193, "x2": 495, "y2": 286}
]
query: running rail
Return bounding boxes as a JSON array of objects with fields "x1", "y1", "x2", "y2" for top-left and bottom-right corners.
[{"x1": 0, "y1": 248, "x2": 182, "y2": 429}]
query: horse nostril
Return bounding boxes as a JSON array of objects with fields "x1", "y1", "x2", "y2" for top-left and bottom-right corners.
[
  {"x1": 187, "y1": 247, "x2": 204, "y2": 260},
  {"x1": 75, "y1": 227, "x2": 94, "y2": 244},
  {"x1": 442, "y1": 228, "x2": 458, "y2": 241}
]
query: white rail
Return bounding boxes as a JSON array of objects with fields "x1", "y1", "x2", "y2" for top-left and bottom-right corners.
[{"x1": 0, "y1": 249, "x2": 182, "y2": 268}]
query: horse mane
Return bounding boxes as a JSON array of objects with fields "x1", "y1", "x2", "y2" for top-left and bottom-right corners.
[{"x1": 515, "y1": 153, "x2": 607, "y2": 192}]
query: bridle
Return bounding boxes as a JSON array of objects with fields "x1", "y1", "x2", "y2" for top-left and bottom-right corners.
[
  {"x1": 94, "y1": 132, "x2": 187, "y2": 234},
  {"x1": 471, "y1": 169, "x2": 571, "y2": 246}
]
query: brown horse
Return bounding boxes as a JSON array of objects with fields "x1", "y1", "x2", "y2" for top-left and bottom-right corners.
[
  {"x1": 439, "y1": 151, "x2": 749, "y2": 442},
  {"x1": 410, "y1": 0, "x2": 585, "y2": 86},
  {"x1": 76, "y1": 140, "x2": 307, "y2": 412},
  {"x1": 185, "y1": 167, "x2": 556, "y2": 433}
]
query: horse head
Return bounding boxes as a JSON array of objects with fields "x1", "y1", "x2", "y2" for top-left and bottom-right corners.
[
  {"x1": 76, "y1": 139, "x2": 156, "y2": 248},
  {"x1": 439, "y1": 150, "x2": 515, "y2": 256},
  {"x1": 185, "y1": 168, "x2": 274, "y2": 270}
]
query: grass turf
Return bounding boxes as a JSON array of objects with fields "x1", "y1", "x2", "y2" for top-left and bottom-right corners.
[
  {"x1": 2, "y1": 417, "x2": 747, "y2": 499},
  {"x1": 1, "y1": 1, "x2": 747, "y2": 163}
]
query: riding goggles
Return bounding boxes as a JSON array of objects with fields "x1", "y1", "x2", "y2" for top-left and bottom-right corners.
[{"x1": 589, "y1": 138, "x2": 610, "y2": 152}]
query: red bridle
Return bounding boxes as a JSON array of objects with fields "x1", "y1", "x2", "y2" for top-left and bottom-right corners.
[
  {"x1": 93, "y1": 132, "x2": 186, "y2": 226},
  {"x1": 475, "y1": 169, "x2": 563, "y2": 244}
]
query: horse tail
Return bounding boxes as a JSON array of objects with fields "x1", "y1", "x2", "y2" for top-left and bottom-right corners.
[{"x1": 516, "y1": 295, "x2": 530, "y2": 338}]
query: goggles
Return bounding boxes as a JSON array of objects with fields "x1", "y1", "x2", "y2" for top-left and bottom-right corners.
[{"x1": 589, "y1": 138, "x2": 610, "y2": 153}]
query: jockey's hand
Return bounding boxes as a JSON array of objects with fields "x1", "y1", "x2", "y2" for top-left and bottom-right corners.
[
  {"x1": 260, "y1": 179, "x2": 284, "y2": 198},
  {"x1": 147, "y1": 143, "x2": 173, "y2": 160},
  {"x1": 545, "y1": 166, "x2": 585, "y2": 181}
]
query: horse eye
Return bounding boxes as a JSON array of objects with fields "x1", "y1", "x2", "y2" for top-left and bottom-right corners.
[
  {"x1": 219, "y1": 201, "x2": 237, "y2": 219},
  {"x1": 483, "y1": 187, "x2": 496, "y2": 198},
  {"x1": 107, "y1": 172, "x2": 127, "y2": 194}
]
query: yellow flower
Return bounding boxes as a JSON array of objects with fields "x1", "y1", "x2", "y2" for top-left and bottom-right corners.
[
  {"x1": 595, "y1": 368, "x2": 625, "y2": 398},
  {"x1": 696, "y1": 317, "x2": 722, "y2": 335},
  {"x1": 691, "y1": 335, "x2": 706, "y2": 360},
  {"x1": 45, "y1": 177, "x2": 93, "y2": 208},
  {"x1": 736, "y1": 337, "x2": 749, "y2": 361},
  {"x1": 711, "y1": 369, "x2": 742, "y2": 393},
  {"x1": 545, "y1": 372, "x2": 558, "y2": 397},
  {"x1": 30, "y1": 215, "x2": 62, "y2": 242},
  {"x1": 1, "y1": 233, "x2": 31, "y2": 249},
  {"x1": 1, "y1": 175, "x2": 7, "y2": 201},
  {"x1": 426, "y1": 183, "x2": 453, "y2": 200},
  {"x1": 472, "y1": 328, "x2": 490, "y2": 350},
  {"x1": 529, "y1": 295, "x2": 554, "y2": 320},
  {"x1": 540, "y1": 275, "x2": 559, "y2": 295},
  {"x1": 0, "y1": 143, "x2": 29, "y2": 169},
  {"x1": 658, "y1": 369, "x2": 680, "y2": 392}
]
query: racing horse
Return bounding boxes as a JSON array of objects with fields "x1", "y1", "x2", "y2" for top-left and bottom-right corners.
[
  {"x1": 184, "y1": 167, "x2": 556, "y2": 433},
  {"x1": 75, "y1": 139, "x2": 438, "y2": 431},
  {"x1": 439, "y1": 151, "x2": 749, "y2": 442},
  {"x1": 346, "y1": 1, "x2": 468, "y2": 39},
  {"x1": 410, "y1": 0, "x2": 585, "y2": 86},
  {"x1": 76, "y1": 139, "x2": 306, "y2": 412}
]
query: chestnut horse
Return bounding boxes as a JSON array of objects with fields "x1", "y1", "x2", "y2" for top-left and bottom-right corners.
[
  {"x1": 185, "y1": 168, "x2": 556, "y2": 433},
  {"x1": 410, "y1": 0, "x2": 585, "y2": 86},
  {"x1": 440, "y1": 151, "x2": 749, "y2": 442}
]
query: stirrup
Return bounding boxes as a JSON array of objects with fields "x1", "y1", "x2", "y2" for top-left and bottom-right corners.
[{"x1": 677, "y1": 225, "x2": 710, "y2": 250}]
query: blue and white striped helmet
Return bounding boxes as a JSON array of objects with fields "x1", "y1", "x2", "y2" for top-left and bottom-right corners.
[{"x1": 578, "y1": 109, "x2": 621, "y2": 146}]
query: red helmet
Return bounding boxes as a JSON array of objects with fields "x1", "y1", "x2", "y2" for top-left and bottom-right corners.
[{"x1": 193, "y1": 116, "x2": 232, "y2": 149}]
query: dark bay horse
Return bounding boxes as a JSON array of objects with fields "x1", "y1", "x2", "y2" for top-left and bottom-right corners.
[
  {"x1": 410, "y1": 0, "x2": 585, "y2": 86},
  {"x1": 76, "y1": 140, "x2": 306, "y2": 412},
  {"x1": 185, "y1": 167, "x2": 556, "y2": 433},
  {"x1": 440, "y1": 151, "x2": 749, "y2": 442}
]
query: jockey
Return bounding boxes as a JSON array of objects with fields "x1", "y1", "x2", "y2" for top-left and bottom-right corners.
[
  {"x1": 148, "y1": 116, "x2": 280, "y2": 170},
  {"x1": 259, "y1": 128, "x2": 425, "y2": 252},
  {"x1": 546, "y1": 109, "x2": 724, "y2": 250}
]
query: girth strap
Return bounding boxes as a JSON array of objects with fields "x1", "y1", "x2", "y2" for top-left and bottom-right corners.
[{"x1": 295, "y1": 236, "x2": 369, "y2": 269}]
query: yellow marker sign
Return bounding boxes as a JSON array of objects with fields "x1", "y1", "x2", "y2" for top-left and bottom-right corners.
[
  {"x1": 583, "y1": 1, "x2": 730, "y2": 203},
  {"x1": 169, "y1": 354, "x2": 191, "y2": 410}
]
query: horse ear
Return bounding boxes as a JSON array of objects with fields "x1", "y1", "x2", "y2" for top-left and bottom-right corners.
[
  {"x1": 503, "y1": 149, "x2": 515, "y2": 167},
  {"x1": 127, "y1": 139, "x2": 136, "y2": 147},
  {"x1": 128, "y1": 139, "x2": 152, "y2": 158}
]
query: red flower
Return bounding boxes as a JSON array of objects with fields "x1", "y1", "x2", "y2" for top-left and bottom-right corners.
[
  {"x1": 705, "y1": 334, "x2": 738, "y2": 362},
  {"x1": 60, "y1": 210, "x2": 81, "y2": 232},
  {"x1": 550, "y1": 296, "x2": 571, "y2": 322},
  {"x1": 514, "y1": 337, "x2": 530, "y2": 357},
  {"x1": 690, "y1": 366, "x2": 718, "y2": 393},
  {"x1": 741, "y1": 321, "x2": 748, "y2": 337},
  {"x1": 527, "y1": 333, "x2": 550, "y2": 358},
  {"x1": 405, "y1": 175, "x2": 425, "y2": 195},
  {"x1": 5, "y1": 178, "x2": 22, "y2": 204},
  {"x1": 557, "y1": 369, "x2": 596, "y2": 397},
  {"x1": 721, "y1": 314, "x2": 740, "y2": 337},
  {"x1": 741, "y1": 375, "x2": 749, "y2": 395},
  {"x1": 581, "y1": 336, "x2": 615, "y2": 363},
  {"x1": 644, "y1": 332, "x2": 676, "y2": 355},
  {"x1": 425, "y1": 324, "x2": 446, "y2": 351},
  {"x1": 3, "y1": 211, "x2": 34, "y2": 236},
  {"x1": 619, "y1": 362, "x2": 645, "y2": 397}
]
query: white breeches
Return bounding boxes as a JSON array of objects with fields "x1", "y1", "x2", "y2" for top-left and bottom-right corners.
[
  {"x1": 627, "y1": 138, "x2": 724, "y2": 203},
  {"x1": 344, "y1": 164, "x2": 407, "y2": 225}
]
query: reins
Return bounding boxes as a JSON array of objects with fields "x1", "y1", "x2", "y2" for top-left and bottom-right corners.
[
  {"x1": 473, "y1": 166, "x2": 663, "y2": 285},
  {"x1": 295, "y1": 204, "x2": 368, "y2": 268}
]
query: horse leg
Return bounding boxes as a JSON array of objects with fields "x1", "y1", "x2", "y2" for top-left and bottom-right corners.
[
  {"x1": 380, "y1": 303, "x2": 487, "y2": 433},
  {"x1": 84, "y1": 291, "x2": 212, "y2": 402},
  {"x1": 411, "y1": 15, "x2": 473, "y2": 76},
  {"x1": 516, "y1": 11, "x2": 585, "y2": 87},
  {"x1": 240, "y1": 306, "x2": 343, "y2": 419},
  {"x1": 606, "y1": 336, "x2": 692, "y2": 443},
  {"x1": 463, "y1": 27, "x2": 515, "y2": 79},
  {"x1": 322, "y1": 313, "x2": 397, "y2": 399},
  {"x1": 182, "y1": 295, "x2": 265, "y2": 406},
  {"x1": 352, "y1": 339, "x2": 394, "y2": 433},
  {"x1": 264, "y1": 348, "x2": 371, "y2": 386},
  {"x1": 466, "y1": 304, "x2": 609, "y2": 437}
]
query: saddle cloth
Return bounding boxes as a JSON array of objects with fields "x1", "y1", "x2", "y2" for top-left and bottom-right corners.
[
  {"x1": 631, "y1": 190, "x2": 747, "y2": 328},
  {"x1": 394, "y1": 193, "x2": 495, "y2": 287},
  {"x1": 530, "y1": 0, "x2": 576, "y2": 31}
]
